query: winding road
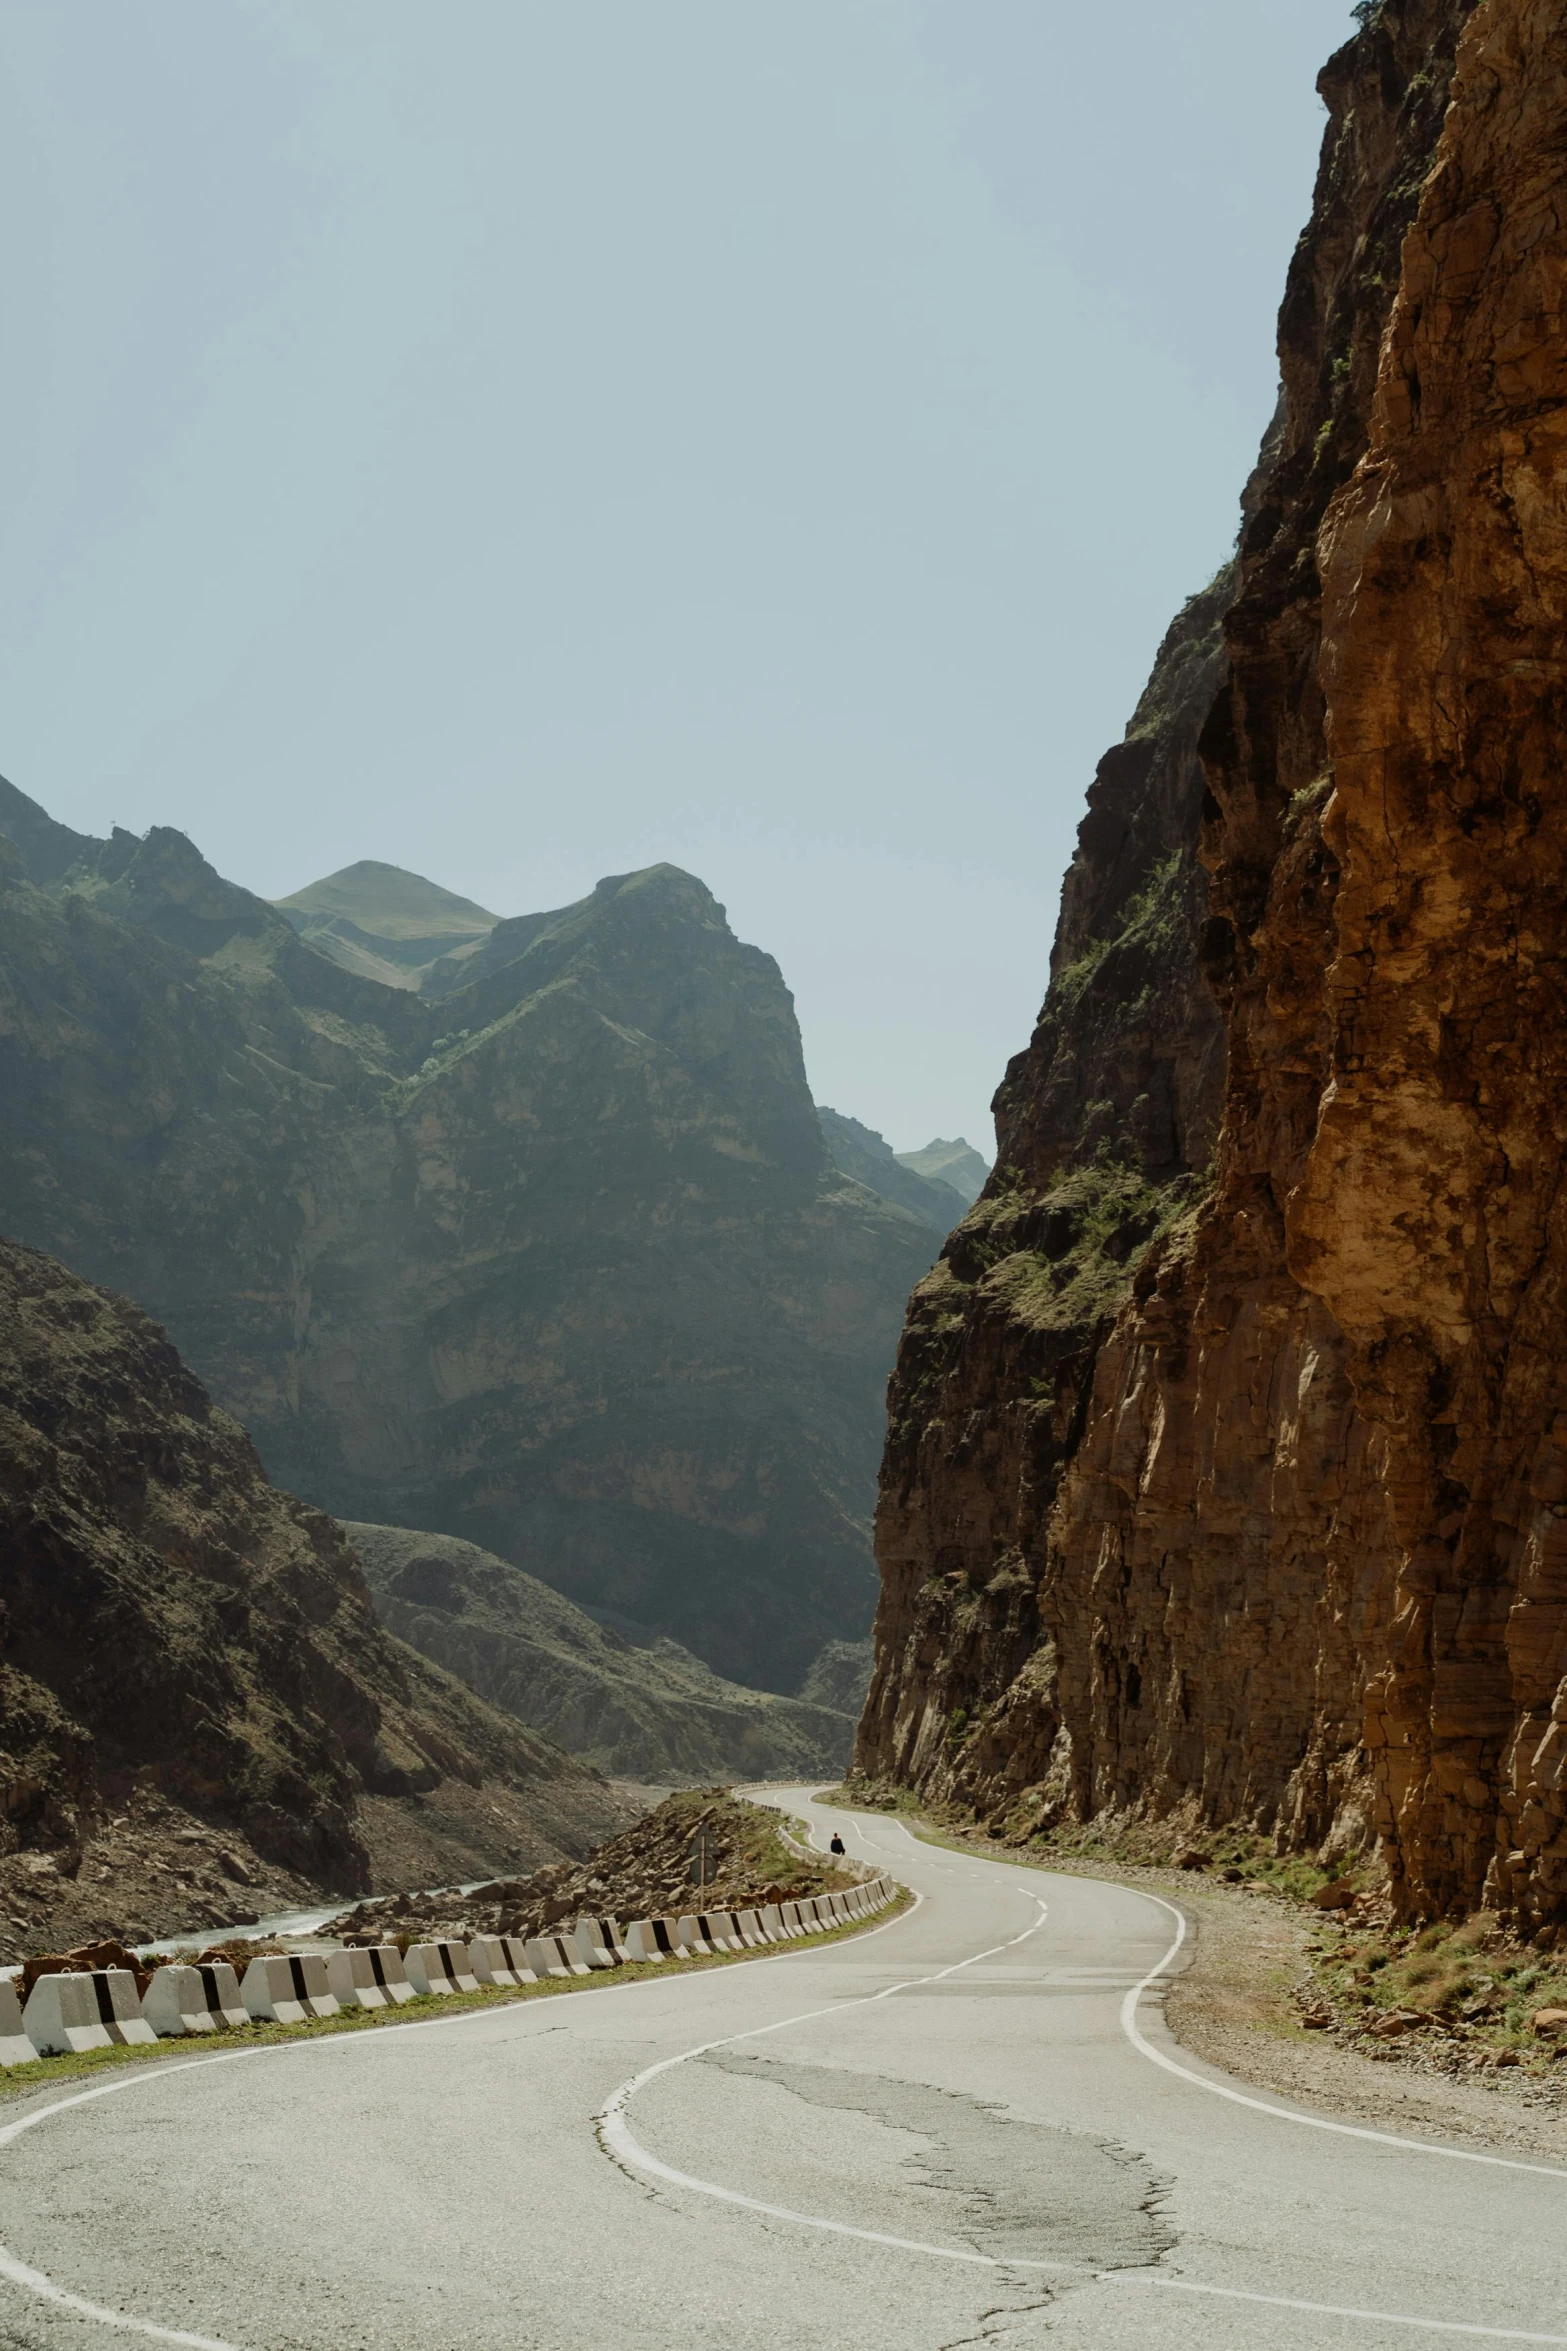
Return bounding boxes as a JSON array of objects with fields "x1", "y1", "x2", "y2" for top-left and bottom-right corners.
[{"x1": 0, "y1": 1789, "x2": 1563, "y2": 2349}]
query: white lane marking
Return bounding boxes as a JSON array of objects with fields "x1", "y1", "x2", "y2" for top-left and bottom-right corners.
[
  {"x1": 1120, "y1": 1893, "x2": 1567, "y2": 2180},
  {"x1": 597, "y1": 1887, "x2": 1056, "y2": 2252},
  {"x1": 0, "y1": 1895, "x2": 919, "y2": 2349},
  {"x1": 754, "y1": 1805, "x2": 1567, "y2": 2342},
  {"x1": 1118, "y1": 2272, "x2": 1567, "y2": 2344},
  {"x1": 0, "y1": 2245, "x2": 243, "y2": 2351}
]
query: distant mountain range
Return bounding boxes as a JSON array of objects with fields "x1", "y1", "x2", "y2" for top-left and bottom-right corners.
[
  {"x1": 348, "y1": 1521, "x2": 864, "y2": 1782},
  {"x1": 273, "y1": 859, "x2": 500, "y2": 993},
  {"x1": 0, "y1": 778, "x2": 945, "y2": 1699}
]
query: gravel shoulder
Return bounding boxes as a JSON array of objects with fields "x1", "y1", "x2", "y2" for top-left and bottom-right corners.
[{"x1": 1165, "y1": 1876, "x2": 1567, "y2": 2163}]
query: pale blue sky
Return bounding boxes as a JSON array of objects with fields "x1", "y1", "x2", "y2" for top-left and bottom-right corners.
[{"x1": 2, "y1": 1, "x2": 1356, "y2": 1151}]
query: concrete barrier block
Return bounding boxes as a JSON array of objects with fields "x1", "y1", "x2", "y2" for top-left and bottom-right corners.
[
  {"x1": 734, "y1": 1909, "x2": 766, "y2": 1947},
  {"x1": 570, "y1": 1918, "x2": 625, "y2": 1970},
  {"x1": 0, "y1": 1978, "x2": 38, "y2": 2067},
  {"x1": 524, "y1": 1935, "x2": 587, "y2": 1980},
  {"x1": 241, "y1": 1952, "x2": 339, "y2": 2024},
  {"x1": 143, "y1": 1965, "x2": 219, "y2": 2037},
  {"x1": 404, "y1": 1940, "x2": 478, "y2": 1997},
  {"x1": 25, "y1": 1969, "x2": 156, "y2": 2055},
  {"x1": 467, "y1": 1935, "x2": 520, "y2": 1987},
  {"x1": 193, "y1": 1960, "x2": 249, "y2": 2027},
  {"x1": 758, "y1": 1905, "x2": 784, "y2": 1941},
  {"x1": 325, "y1": 1946, "x2": 408, "y2": 2009},
  {"x1": 24, "y1": 1972, "x2": 109, "y2": 2056},
  {"x1": 619, "y1": 1921, "x2": 658, "y2": 1964},
  {"x1": 698, "y1": 1912, "x2": 744, "y2": 1951},
  {"x1": 365, "y1": 1944, "x2": 416, "y2": 2003},
  {"x1": 777, "y1": 1901, "x2": 804, "y2": 1936},
  {"x1": 501, "y1": 1937, "x2": 539, "y2": 1983},
  {"x1": 675, "y1": 1915, "x2": 712, "y2": 1955}
]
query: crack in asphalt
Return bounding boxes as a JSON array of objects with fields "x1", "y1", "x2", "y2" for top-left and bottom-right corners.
[{"x1": 693, "y1": 2048, "x2": 1175, "y2": 2274}]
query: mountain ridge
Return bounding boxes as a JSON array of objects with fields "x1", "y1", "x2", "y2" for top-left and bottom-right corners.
[{"x1": 0, "y1": 797, "x2": 933, "y2": 1691}]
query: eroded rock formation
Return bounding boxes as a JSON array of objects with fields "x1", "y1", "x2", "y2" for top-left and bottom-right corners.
[
  {"x1": 860, "y1": 0, "x2": 1567, "y2": 1933},
  {"x1": 0, "y1": 1237, "x2": 625, "y2": 1959}
]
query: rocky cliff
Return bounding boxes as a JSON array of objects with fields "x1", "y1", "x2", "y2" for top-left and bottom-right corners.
[
  {"x1": 860, "y1": 0, "x2": 1567, "y2": 1937},
  {"x1": 0, "y1": 1238, "x2": 626, "y2": 1964},
  {"x1": 0, "y1": 806, "x2": 932, "y2": 1693}
]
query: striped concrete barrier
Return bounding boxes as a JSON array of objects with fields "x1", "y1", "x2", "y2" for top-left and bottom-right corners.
[
  {"x1": 524, "y1": 1935, "x2": 588, "y2": 1980},
  {"x1": 326, "y1": 1945, "x2": 415, "y2": 2009},
  {"x1": 758, "y1": 1905, "x2": 785, "y2": 1940},
  {"x1": 25, "y1": 1968, "x2": 157, "y2": 2055},
  {"x1": 698, "y1": 1912, "x2": 745, "y2": 1952},
  {"x1": 622, "y1": 1918, "x2": 679, "y2": 1963},
  {"x1": 775, "y1": 1902, "x2": 802, "y2": 1936},
  {"x1": 404, "y1": 1941, "x2": 478, "y2": 1997},
  {"x1": 734, "y1": 1909, "x2": 767, "y2": 1947},
  {"x1": 143, "y1": 1962, "x2": 247, "y2": 2036},
  {"x1": 572, "y1": 1918, "x2": 628, "y2": 1970},
  {"x1": 0, "y1": 1979, "x2": 37, "y2": 2067},
  {"x1": 674, "y1": 1915, "x2": 713, "y2": 1955},
  {"x1": 468, "y1": 1935, "x2": 539, "y2": 1986},
  {"x1": 241, "y1": 1952, "x2": 339, "y2": 2025}
]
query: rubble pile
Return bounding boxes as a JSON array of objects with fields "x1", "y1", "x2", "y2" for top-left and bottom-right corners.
[{"x1": 323, "y1": 1790, "x2": 858, "y2": 1949}]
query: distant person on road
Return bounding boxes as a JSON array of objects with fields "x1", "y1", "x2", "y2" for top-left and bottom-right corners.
[{"x1": 829, "y1": 1833, "x2": 846, "y2": 1855}]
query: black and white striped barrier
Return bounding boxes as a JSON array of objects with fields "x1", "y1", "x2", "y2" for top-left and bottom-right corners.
[
  {"x1": 326, "y1": 1945, "x2": 416, "y2": 2009},
  {"x1": 623, "y1": 1918, "x2": 678, "y2": 1962},
  {"x1": 24, "y1": 1969, "x2": 156, "y2": 2055},
  {"x1": 404, "y1": 1941, "x2": 478, "y2": 1996},
  {"x1": 524, "y1": 1935, "x2": 589, "y2": 1979},
  {"x1": 572, "y1": 1917, "x2": 629, "y2": 1970},
  {"x1": 469, "y1": 1936, "x2": 538, "y2": 1986},
  {"x1": 143, "y1": 1962, "x2": 248, "y2": 2036},
  {"x1": 0, "y1": 1980, "x2": 34, "y2": 2068},
  {"x1": 242, "y1": 1953, "x2": 339, "y2": 2024}
]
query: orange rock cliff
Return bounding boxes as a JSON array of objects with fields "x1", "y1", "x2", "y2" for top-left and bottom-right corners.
[{"x1": 858, "y1": 0, "x2": 1567, "y2": 1935}]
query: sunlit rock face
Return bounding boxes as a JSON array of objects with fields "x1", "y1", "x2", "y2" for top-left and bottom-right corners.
[
  {"x1": 858, "y1": 0, "x2": 1567, "y2": 1935},
  {"x1": 0, "y1": 812, "x2": 933, "y2": 1695}
]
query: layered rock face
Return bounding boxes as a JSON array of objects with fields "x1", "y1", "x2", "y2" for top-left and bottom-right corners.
[
  {"x1": 0, "y1": 812, "x2": 932, "y2": 1692},
  {"x1": 0, "y1": 1238, "x2": 624, "y2": 1954},
  {"x1": 861, "y1": 0, "x2": 1567, "y2": 1933},
  {"x1": 348, "y1": 1521, "x2": 858, "y2": 1782}
]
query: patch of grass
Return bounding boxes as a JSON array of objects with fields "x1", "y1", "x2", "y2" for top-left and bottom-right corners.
[
  {"x1": 983, "y1": 1152, "x2": 1190, "y2": 1339},
  {"x1": 1305, "y1": 1909, "x2": 1567, "y2": 2069}
]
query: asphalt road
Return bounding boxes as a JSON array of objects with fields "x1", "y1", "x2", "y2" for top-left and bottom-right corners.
[{"x1": 1, "y1": 1788, "x2": 1564, "y2": 2350}]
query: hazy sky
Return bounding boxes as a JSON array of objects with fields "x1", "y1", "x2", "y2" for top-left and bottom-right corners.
[{"x1": 3, "y1": 1, "x2": 1356, "y2": 1153}]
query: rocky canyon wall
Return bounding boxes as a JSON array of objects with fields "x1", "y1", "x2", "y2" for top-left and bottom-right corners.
[{"x1": 860, "y1": 0, "x2": 1567, "y2": 1934}]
